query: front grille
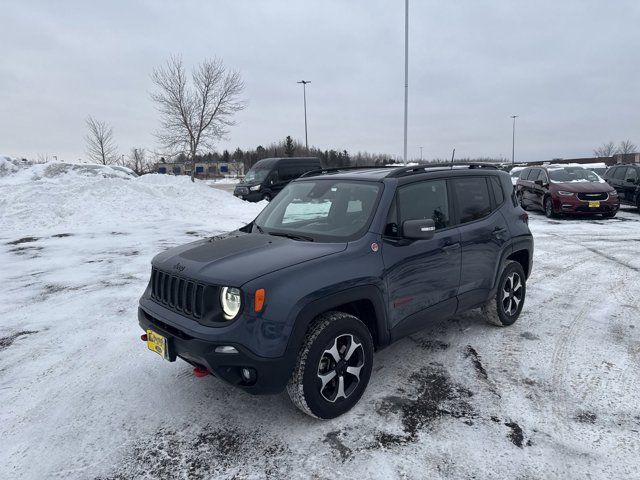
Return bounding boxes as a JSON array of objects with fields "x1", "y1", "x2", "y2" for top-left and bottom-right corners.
[
  {"x1": 235, "y1": 186, "x2": 249, "y2": 195},
  {"x1": 577, "y1": 192, "x2": 608, "y2": 201},
  {"x1": 150, "y1": 268, "x2": 208, "y2": 319}
]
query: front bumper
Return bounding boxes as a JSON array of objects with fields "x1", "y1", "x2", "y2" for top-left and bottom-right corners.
[
  {"x1": 233, "y1": 187, "x2": 263, "y2": 202},
  {"x1": 552, "y1": 195, "x2": 619, "y2": 215},
  {"x1": 138, "y1": 307, "x2": 295, "y2": 394}
]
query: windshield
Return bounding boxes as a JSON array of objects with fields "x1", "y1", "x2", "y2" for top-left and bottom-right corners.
[
  {"x1": 253, "y1": 180, "x2": 382, "y2": 242},
  {"x1": 243, "y1": 166, "x2": 270, "y2": 183},
  {"x1": 548, "y1": 167, "x2": 603, "y2": 183}
]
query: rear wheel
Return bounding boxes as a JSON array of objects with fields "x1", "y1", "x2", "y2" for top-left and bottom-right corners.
[
  {"x1": 481, "y1": 260, "x2": 526, "y2": 326},
  {"x1": 287, "y1": 311, "x2": 374, "y2": 419},
  {"x1": 262, "y1": 193, "x2": 271, "y2": 202},
  {"x1": 544, "y1": 196, "x2": 556, "y2": 218},
  {"x1": 602, "y1": 211, "x2": 616, "y2": 218}
]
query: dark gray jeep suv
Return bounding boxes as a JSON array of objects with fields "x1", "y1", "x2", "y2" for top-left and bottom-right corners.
[{"x1": 138, "y1": 164, "x2": 534, "y2": 418}]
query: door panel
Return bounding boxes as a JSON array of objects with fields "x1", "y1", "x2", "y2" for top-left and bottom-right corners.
[
  {"x1": 623, "y1": 167, "x2": 638, "y2": 203},
  {"x1": 450, "y1": 177, "x2": 510, "y2": 311},
  {"x1": 381, "y1": 179, "x2": 461, "y2": 337},
  {"x1": 382, "y1": 230, "x2": 461, "y2": 334}
]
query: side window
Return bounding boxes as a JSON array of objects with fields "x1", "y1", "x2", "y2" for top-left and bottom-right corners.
[
  {"x1": 452, "y1": 177, "x2": 492, "y2": 224},
  {"x1": 613, "y1": 167, "x2": 626, "y2": 180},
  {"x1": 267, "y1": 170, "x2": 279, "y2": 185},
  {"x1": 537, "y1": 170, "x2": 548, "y2": 182},
  {"x1": 626, "y1": 167, "x2": 638, "y2": 183},
  {"x1": 490, "y1": 176, "x2": 505, "y2": 206},
  {"x1": 525, "y1": 168, "x2": 537, "y2": 180},
  {"x1": 520, "y1": 168, "x2": 530, "y2": 180},
  {"x1": 397, "y1": 179, "x2": 450, "y2": 230}
]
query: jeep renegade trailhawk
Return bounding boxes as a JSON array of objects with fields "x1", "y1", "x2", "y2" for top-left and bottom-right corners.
[{"x1": 138, "y1": 164, "x2": 533, "y2": 418}]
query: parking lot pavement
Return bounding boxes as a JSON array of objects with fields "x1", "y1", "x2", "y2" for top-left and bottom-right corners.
[
  {"x1": 1, "y1": 207, "x2": 639, "y2": 479},
  {"x1": 207, "y1": 182, "x2": 237, "y2": 194}
]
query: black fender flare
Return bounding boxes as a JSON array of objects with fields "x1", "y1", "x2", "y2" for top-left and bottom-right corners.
[{"x1": 284, "y1": 285, "x2": 390, "y2": 357}]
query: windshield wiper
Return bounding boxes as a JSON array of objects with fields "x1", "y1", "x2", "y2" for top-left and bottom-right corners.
[{"x1": 268, "y1": 232, "x2": 315, "y2": 242}]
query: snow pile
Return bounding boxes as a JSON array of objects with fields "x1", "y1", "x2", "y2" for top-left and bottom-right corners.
[
  {"x1": 0, "y1": 162, "x2": 265, "y2": 235},
  {"x1": 0, "y1": 155, "x2": 19, "y2": 177}
]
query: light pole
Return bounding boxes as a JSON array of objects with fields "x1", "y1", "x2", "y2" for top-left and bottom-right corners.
[
  {"x1": 297, "y1": 80, "x2": 311, "y2": 151},
  {"x1": 403, "y1": 0, "x2": 409, "y2": 165},
  {"x1": 418, "y1": 146, "x2": 423, "y2": 161},
  {"x1": 511, "y1": 115, "x2": 518, "y2": 164}
]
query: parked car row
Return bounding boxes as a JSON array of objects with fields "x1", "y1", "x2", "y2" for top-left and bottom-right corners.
[
  {"x1": 602, "y1": 164, "x2": 640, "y2": 210},
  {"x1": 511, "y1": 163, "x2": 640, "y2": 219}
]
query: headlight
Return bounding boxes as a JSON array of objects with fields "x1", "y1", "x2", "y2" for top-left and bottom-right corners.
[
  {"x1": 609, "y1": 190, "x2": 618, "y2": 196},
  {"x1": 220, "y1": 287, "x2": 241, "y2": 320},
  {"x1": 557, "y1": 191, "x2": 574, "y2": 196},
  {"x1": 249, "y1": 185, "x2": 261, "y2": 191}
]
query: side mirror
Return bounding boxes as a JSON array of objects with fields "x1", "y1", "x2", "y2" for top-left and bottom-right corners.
[
  {"x1": 402, "y1": 219, "x2": 436, "y2": 240},
  {"x1": 534, "y1": 180, "x2": 544, "y2": 187},
  {"x1": 626, "y1": 177, "x2": 636, "y2": 184}
]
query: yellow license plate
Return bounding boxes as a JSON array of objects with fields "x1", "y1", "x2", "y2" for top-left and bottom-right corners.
[
  {"x1": 147, "y1": 329, "x2": 169, "y2": 360},
  {"x1": 588, "y1": 201, "x2": 600, "y2": 208}
]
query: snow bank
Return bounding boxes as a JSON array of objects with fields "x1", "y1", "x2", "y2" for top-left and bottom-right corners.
[{"x1": 0, "y1": 161, "x2": 265, "y2": 235}]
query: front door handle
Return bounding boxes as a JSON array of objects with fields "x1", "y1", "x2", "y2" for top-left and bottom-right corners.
[{"x1": 441, "y1": 243, "x2": 460, "y2": 254}]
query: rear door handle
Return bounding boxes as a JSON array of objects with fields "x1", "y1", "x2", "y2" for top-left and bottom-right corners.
[
  {"x1": 441, "y1": 243, "x2": 460, "y2": 254},
  {"x1": 492, "y1": 227, "x2": 507, "y2": 238}
]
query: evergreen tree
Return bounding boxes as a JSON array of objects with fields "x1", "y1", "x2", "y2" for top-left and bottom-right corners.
[{"x1": 284, "y1": 136, "x2": 295, "y2": 157}]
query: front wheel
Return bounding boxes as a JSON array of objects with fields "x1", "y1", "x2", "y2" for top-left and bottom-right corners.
[
  {"x1": 481, "y1": 260, "x2": 526, "y2": 326},
  {"x1": 544, "y1": 196, "x2": 556, "y2": 218},
  {"x1": 287, "y1": 312, "x2": 374, "y2": 419}
]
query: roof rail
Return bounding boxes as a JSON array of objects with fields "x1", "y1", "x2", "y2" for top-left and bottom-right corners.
[
  {"x1": 299, "y1": 165, "x2": 392, "y2": 178},
  {"x1": 385, "y1": 162, "x2": 499, "y2": 178}
]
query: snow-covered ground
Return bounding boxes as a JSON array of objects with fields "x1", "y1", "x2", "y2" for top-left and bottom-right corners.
[{"x1": 1, "y1": 160, "x2": 639, "y2": 479}]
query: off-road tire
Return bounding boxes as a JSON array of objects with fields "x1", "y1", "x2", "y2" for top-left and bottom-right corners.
[
  {"x1": 286, "y1": 311, "x2": 374, "y2": 419},
  {"x1": 481, "y1": 260, "x2": 526, "y2": 327}
]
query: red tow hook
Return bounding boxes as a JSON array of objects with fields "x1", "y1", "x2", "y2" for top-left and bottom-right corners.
[
  {"x1": 140, "y1": 334, "x2": 148, "y2": 342},
  {"x1": 193, "y1": 367, "x2": 209, "y2": 378}
]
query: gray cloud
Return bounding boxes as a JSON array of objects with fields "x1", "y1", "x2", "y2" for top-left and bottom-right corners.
[{"x1": 1, "y1": 0, "x2": 639, "y2": 162}]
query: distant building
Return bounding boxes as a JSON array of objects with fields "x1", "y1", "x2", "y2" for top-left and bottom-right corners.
[
  {"x1": 529, "y1": 153, "x2": 640, "y2": 167},
  {"x1": 155, "y1": 160, "x2": 244, "y2": 178}
]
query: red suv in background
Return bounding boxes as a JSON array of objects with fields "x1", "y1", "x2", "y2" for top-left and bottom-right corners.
[{"x1": 516, "y1": 165, "x2": 619, "y2": 218}]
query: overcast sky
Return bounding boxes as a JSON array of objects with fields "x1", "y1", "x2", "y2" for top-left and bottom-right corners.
[{"x1": 2, "y1": 0, "x2": 639, "y2": 162}]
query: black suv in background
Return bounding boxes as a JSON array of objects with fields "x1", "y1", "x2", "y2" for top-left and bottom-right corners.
[
  {"x1": 139, "y1": 164, "x2": 533, "y2": 418},
  {"x1": 604, "y1": 164, "x2": 640, "y2": 210},
  {"x1": 234, "y1": 157, "x2": 321, "y2": 202}
]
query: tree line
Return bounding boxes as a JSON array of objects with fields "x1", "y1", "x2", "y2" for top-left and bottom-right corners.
[{"x1": 593, "y1": 140, "x2": 638, "y2": 157}]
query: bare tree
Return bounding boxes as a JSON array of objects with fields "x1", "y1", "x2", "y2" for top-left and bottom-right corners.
[
  {"x1": 85, "y1": 116, "x2": 118, "y2": 165},
  {"x1": 150, "y1": 55, "x2": 245, "y2": 181},
  {"x1": 618, "y1": 139, "x2": 638, "y2": 155},
  {"x1": 125, "y1": 147, "x2": 151, "y2": 175},
  {"x1": 593, "y1": 141, "x2": 617, "y2": 157}
]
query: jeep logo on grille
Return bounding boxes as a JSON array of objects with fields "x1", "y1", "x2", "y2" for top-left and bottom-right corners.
[{"x1": 173, "y1": 262, "x2": 186, "y2": 272}]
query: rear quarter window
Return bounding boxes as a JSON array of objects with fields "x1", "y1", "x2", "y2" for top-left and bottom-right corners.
[
  {"x1": 451, "y1": 177, "x2": 492, "y2": 224},
  {"x1": 490, "y1": 176, "x2": 505, "y2": 205}
]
